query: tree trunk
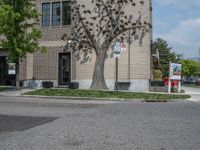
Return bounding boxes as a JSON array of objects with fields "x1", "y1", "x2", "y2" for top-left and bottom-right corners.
[
  {"x1": 90, "y1": 49, "x2": 108, "y2": 90},
  {"x1": 15, "y1": 60, "x2": 20, "y2": 90}
]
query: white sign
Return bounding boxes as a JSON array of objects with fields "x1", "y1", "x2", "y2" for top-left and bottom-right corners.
[
  {"x1": 170, "y1": 63, "x2": 182, "y2": 80},
  {"x1": 120, "y1": 42, "x2": 127, "y2": 52},
  {"x1": 114, "y1": 42, "x2": 121, "y2": 58},
  {"x1": 8, "y1": 63, "x2": 16, "y2": 75}
]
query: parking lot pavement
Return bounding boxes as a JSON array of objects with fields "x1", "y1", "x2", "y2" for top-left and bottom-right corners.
[{"x1": 0, "y1": 97, "x2": 200, "y2": 150}]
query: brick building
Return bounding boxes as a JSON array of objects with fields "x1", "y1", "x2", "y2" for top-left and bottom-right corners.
[{"x1": 0, "y1": 0, "x2": 152, "y2": 91}]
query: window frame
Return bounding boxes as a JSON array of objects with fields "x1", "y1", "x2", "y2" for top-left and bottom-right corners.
[
  {"x1": 42, "y1": 3, "x2": 51, "y2": 27},
  {"x1": 62, "y1": 1, "x2": 71, "y2": 26},
  {"x1": 52, "y1": 2, "x2": 61, "y2": 27},
  {"x1": 41, "y1": 1, "x2": 71, "y2": 28}
]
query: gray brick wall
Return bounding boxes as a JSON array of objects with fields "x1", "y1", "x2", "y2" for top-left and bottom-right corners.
[
  {"x1": 33, "y1": 0, "x2": 152, "y2": 86},
  {"x1": 33, "y1": 46, "x2": 76, "y2": 81}
]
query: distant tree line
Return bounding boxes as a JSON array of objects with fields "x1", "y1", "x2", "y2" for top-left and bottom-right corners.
[{"x1": 152, "y1": 38, "x2": 200, "y2": 80}]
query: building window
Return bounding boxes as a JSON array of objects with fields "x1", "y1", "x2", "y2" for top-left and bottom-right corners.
[
  {"x1": 52, "y1": 2, "x2": 61, "y2": 26},
  {"x1": 62, "y1": 1, "x2": 71, "y2": 25},
  {"x1": 42, "y1": 1, "x2": 71, "y2": 27},
  {"x1": 42, "y1": 3, "x2": 50, "y2": 26}
]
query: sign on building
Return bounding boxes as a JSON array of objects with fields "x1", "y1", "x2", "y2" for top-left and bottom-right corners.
[
  {"x1": 170, "y1": 63, "x2": 182, "y2": 80},
  {"x1": 8, "y1": 63, "x2": 16, "y2": 75},
  {"x1": 120, "y1": 42, "x2": 127, "y2": 52},
  {"x1": 114, "y1": 42, "x2": 121, "y2": 58}
]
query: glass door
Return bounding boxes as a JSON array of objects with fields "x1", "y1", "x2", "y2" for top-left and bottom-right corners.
[
  {"x1": 58, "y1": 53, "x2": 71, "y2": 85},
  {"x1": 0, "y1": 59, "x2": 3, "y2": 84}
]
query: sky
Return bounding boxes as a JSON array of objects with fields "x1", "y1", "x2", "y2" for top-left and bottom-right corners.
[{"x1": 153, "y1": 0, "x2": 200, "y2": 59}]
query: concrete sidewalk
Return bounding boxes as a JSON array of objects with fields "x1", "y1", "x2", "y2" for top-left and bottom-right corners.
[
  {"x1": 182, "y1": 86, "x2": 200, "y2": 102},
  {"x1": 0, "y1": 88, "x2": 36, "y2": 96}
]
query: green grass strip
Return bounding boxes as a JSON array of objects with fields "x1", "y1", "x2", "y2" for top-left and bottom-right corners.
[
  {"x1": 0, "y1": 87, "x2": 12, "y2": 92},
  {"x1": 24, "y1": 89, "x2": 191, "y2": 100}
]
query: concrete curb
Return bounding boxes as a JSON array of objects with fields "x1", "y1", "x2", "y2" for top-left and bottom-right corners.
[
  {"x1": 0, "y1": 95, "x2": 119, "y2": 105},
  {"x1": 21, "y1": 95, "x2": 140, "y2": 102},
  {"x1": 0, "y1": 88, "x2": 190, "y2": 103},
  {"x1": 20, "y1": 95, "x2": 185, "y2": 103},
  {"x1": 0, "y1": 95, "x2": 188, "y2": 105}
]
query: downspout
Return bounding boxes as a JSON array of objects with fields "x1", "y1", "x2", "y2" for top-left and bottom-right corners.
[
  {"x1": 128, "y1": 30, "x2": 131, "y2": 82},
  {"x1": 149, "y1": 0, "x2": 153, "y2": 81}
]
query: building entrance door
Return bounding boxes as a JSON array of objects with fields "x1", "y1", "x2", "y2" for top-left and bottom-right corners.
[
  {"x1": 0, "y1": 58, "x2": 4, "y2": 85},
  {"x1": 0, "y1": 56, "x2": 15, "y2": 85},
  {"x1": 58, "y1": 53, "x2": 71, "y2": 85},
  {"x1": 0, "y1": 57, "x2": 7, "y2": 85}
]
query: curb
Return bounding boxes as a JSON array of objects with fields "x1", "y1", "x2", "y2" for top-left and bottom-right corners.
[
  {"x1": 0, "y1": 94, "x2": 187, "y2": 105},
  {"x1": 185, "y1": 98, "x2": 200, "y2": 103},
  {"x1": 21, "y1": 95, "x2": 140, "y2": 102},
  {"x1": 0, "y1": 90, "x2": 190, "y2": 103},
  {"x1": 21, "y1": 95, "x2": 185, "y2": 103}
]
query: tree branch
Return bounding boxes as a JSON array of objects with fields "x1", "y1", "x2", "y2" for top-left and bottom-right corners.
[
  {"x1": 77, "y1": 11, "x2": 99, "y2": 53},
  {"x1": 101, "y1": 1, "x2": 115, "y2": 27},
  {"x1": 103, "y1": 25, "x2": 147, "y2": 47},
  {"x1": 104, "y1": 2, "x2": 123, "y2": 44}
]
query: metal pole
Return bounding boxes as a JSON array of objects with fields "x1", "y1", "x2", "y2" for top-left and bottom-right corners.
[
  {"x1": 116, "y1": 57, "x2": 118, "y2": 92},
  {"x1": 178, "y1": 81, "x2": 181, "y2": 93},
  {"x1": 168, "y1": 61, "x2": 171, "y2": 94}
]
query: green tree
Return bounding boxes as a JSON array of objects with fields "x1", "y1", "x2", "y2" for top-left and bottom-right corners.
[
  {"x1": 152, "y1": 38, "x2": 181, "y2": 77},
  {"x1": 0, "y1": 0, "x2": 45, "y2": 89},
  {"x1": 180, "y1": 60, "x2": 200, "y2": 79}
]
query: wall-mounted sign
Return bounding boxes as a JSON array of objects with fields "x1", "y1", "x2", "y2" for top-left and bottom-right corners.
[
  {"x1": 114, "y1": 42, "x2": 121, "y2": 58},
  {"x1": 170, "y1": 63, "x2": 182, "y2": 80},
  {"x1": 120, "y1": 42, "x2": 127, "y2": 52},
  {"x1": 8, "y1": 63, "x2": 16, "y2": 75}
]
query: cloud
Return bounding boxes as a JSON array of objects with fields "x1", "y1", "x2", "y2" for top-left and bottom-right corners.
[
  {"x1": 154, "y1": 21, "x2": 166, "y2": 27},
  {"x1": 154, "y1": 18, "x2": 200, "y2": 58},
  {"x1": 155, "y1": 0, "x2": 200, "y2": 8}
]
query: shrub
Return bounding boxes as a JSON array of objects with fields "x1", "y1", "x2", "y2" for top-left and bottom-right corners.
[{"x1": 153, "y1": 69, "x2": 163, "y2": 81}]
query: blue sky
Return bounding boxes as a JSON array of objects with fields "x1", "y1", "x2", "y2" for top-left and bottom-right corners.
[{"x1": 153, "y1": 0, "x2": 200, "y2": 58}]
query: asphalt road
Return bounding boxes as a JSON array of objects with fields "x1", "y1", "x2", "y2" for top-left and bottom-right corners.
[{"x1": 0, "y1": 97, "x2": 200, "y2": 150}]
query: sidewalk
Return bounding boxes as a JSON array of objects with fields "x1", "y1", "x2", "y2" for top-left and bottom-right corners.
[
  {"x1": 182, "y1": 86, "x2": 200, "y2": 102},
  {"x1": 0, "y1": 88, "x2": 36, "y2": 97}
]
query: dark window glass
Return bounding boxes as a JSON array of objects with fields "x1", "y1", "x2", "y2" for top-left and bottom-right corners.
[
  {"x1": 52, "y1": 2, "x2": 61, "y2": 26},
  {"x1": 42, "y1": 3, "x2": 50, "y2": 26},
  {"x1": 62, "y1": 1, "x2": 71, "y2": 25}
]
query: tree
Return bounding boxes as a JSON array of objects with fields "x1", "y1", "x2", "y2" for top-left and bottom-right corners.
[
  {"x1": 152, "y1": 38, "x2": 181, "y2": 77},
  {"x1": 179, "y1": 60, "x2": 200, "y2": 79},
  {"x1": 62, "y1": 0, "x2": 151, "y2": 90},
  {"x1": 0, "y1": 0, "x2": 45, "y2": 90}
]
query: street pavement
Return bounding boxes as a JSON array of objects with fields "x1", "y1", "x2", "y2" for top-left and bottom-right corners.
[{"x1": 0, "y1": 96, "x2": 200, "y2": 150}]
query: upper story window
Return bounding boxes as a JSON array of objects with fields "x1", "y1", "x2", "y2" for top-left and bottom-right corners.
[
  {"x1": 52, "y1": 2, "x2": 61, "y2": 26},
  {"x1": 42, "y1": 1, "x2": 71, "y2": 27},
  {"x1": 42, "y1": 3, "x2": 50, "y2": 27},
  {"x1": 62, "y1": 1, "x2": 71, "y2": 25}
]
